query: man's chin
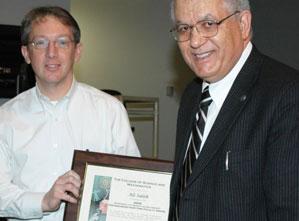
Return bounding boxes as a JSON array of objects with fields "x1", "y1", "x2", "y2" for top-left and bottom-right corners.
[{"x1": 193, "y1": 70, "x2": 219, "y2": 82}]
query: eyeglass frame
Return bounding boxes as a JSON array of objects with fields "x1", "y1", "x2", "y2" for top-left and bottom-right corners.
[
  {"x1": 27, "y1": 36, "x2": 76, "y2": 49},
  {"x1": 170, "y1": 11, "x2": 240, "y2": 42}
]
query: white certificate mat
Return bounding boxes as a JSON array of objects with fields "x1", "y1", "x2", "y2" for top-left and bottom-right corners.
[{"x1": 78, "y1": 164, "x2": 172, "y2": 221}]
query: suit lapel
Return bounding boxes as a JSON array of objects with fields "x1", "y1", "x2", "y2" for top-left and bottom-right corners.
[
  {"x1": 172, "y1": 79, "x2": 203, "y2": 189},
  {"x1": 187, "y1": 47, "x2": 264, "y2": 186}
]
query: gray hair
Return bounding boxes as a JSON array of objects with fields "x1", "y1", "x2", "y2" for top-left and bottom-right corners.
[
  {"x1": 223, "y1": 0, "x2": 250, "y2": 12},
  {"x1": 170, "y1": 0, "x2": 251, "y2": 22}
]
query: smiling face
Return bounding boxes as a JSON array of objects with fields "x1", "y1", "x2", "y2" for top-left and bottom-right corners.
[
  {"x1": 174, "y1": 0, "x2": 251, "y2": 83},
  {"x1": 21, "y1": 16, "x2": 82, "y2": 98}
]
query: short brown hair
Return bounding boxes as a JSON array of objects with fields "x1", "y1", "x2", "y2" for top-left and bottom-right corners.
[{"x1": 21, "y1": 6, "x2": 81, "y2": 45}]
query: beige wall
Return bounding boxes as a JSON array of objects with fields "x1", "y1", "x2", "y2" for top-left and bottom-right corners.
[
  {"x1": 70, "y1": 0, "x2": 194, "y2": 160},
  {"x1": 0, "y1": 0, "x2": 69, "y2": 25}
]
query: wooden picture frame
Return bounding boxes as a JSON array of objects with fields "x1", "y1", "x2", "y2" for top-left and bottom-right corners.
[{"x1": 64, "y1": 150, "x2": 173, "y2": 221}]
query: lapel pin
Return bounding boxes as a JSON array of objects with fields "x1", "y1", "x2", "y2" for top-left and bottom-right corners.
[{"x1": 240, "y1": 95, "x2": 247, "y2": 102}]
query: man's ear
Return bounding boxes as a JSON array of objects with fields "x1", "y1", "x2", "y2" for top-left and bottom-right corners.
[
  {"x1": 21, "y1": 46, "x2": 31, "y2": 64},
  {"x1": 239, "y1": 10, "x2": 252, "y2": 40},
  {"x1": 74, "y1": 43, "x2": 82, "y2": 63}
]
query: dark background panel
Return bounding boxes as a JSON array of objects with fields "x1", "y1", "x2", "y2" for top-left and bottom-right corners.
[{"x1": 251, "y1": 0, "x2": 299, "y2": 70}]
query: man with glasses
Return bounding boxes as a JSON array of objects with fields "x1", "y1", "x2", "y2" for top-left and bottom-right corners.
[
  {"x1": 169, "y1": 0, "x2": 299, "y2": 220},
  {"x1": 0, "y1": 6, "x2": 140, "y2": 221}
]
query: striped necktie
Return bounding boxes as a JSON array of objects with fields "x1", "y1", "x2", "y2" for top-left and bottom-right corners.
[{"x1": 174, "y1": 85, "x2": 212, "y2": 220}]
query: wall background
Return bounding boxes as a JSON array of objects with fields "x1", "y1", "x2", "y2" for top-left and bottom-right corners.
[
  {"x1": 0, "y1": 0, "x2": 299, "y2": 161},
  {"x1": 0, "y1": 0, "x2": 70, "y2": 25},
  {"x1": 70, "y1": 0, "x2": 182, "y2": 160},
  {"x1": 251, "y1": 0, "x2": 299, "y2": 70}
]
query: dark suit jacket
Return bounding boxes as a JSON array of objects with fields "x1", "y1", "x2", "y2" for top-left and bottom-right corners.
[{"x1": 169, "y1": 47, "x2": 299, "y2": 221}]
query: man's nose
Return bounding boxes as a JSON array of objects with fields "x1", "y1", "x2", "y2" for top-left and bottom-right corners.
[
  {"x1": 46, "y1": 41, "x2": 58, "y2": 58},
  {"x1": 189, "y1": 27, "x2": 208, "y2": 48}
]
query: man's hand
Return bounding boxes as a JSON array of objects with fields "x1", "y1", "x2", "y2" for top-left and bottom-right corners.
[{"x1": 42, "y1": 170, "x2": 81, "y2": 212}]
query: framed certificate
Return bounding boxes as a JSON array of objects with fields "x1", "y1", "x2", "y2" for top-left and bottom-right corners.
[{"x1": 64, "y1": 150, "x2": 173, "y2": 221}]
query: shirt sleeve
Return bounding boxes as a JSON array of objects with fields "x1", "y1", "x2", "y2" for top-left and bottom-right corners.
[
  {"x1": 110, "y1": 101, "x2": 141, "y2": 157},
  {"x1": 0, "y1": 140, "x2": 44, "y2": 219}
]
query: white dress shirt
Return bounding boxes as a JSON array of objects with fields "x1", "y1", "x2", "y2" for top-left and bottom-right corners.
[
  {"x1": 200, "y1": 42, "x2": 253, "y2": 152},
  {"x1": 0, "y1": 80, "x2": 140, "y2": 221}
]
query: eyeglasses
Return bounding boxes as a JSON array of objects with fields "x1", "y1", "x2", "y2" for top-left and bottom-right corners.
[
  {"x1": 28, "y1": 37, "x2": 75, "y2": 49},
  {"x1": 170, "y1": 11, "x2": 240, "y2": 42}
]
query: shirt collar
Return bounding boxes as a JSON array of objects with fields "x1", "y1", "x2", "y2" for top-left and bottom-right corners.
[
  {"x1": 35, "y1": 78, "x2": 77, "y2": 103},
  {"x1": 204, "y1": 42, "x2": 252, "y2": 109},
  {"x1": 35, "y1": 78, "x2": 78, "y2": 111}
]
